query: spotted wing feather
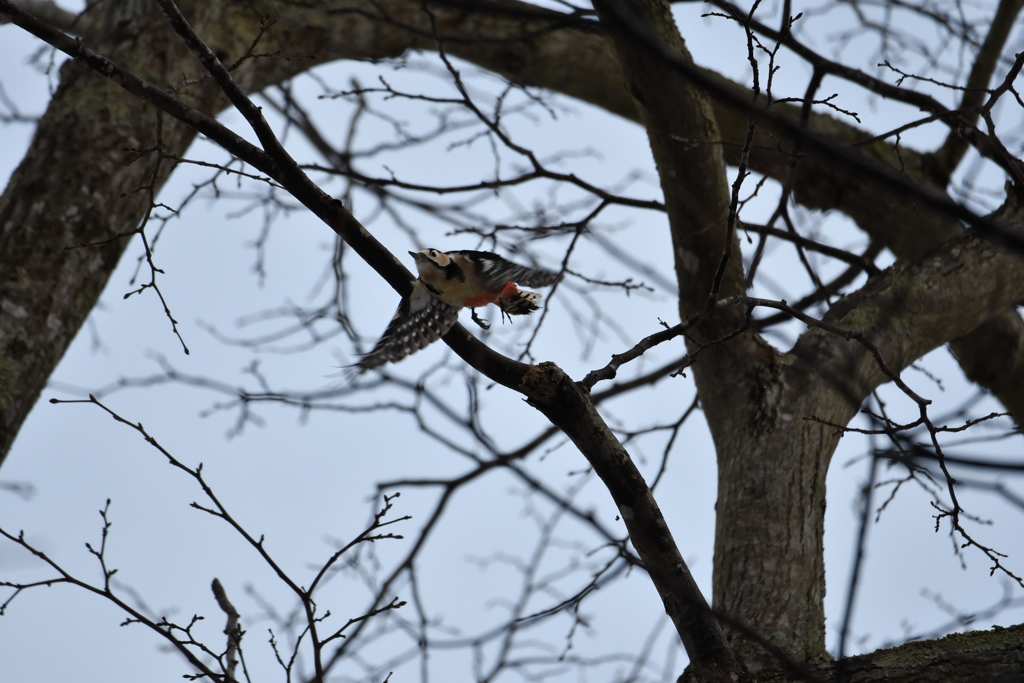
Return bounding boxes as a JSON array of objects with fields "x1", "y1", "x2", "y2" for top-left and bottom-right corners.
[
  {"x1": 356, "y1": 281, "x2": 461, "y2": 372},
  {"x1": 452, "y1": 250, "x2": 562, "y2": 290}
]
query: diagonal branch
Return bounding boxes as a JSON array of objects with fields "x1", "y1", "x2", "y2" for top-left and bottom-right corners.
[
  {"x1": 519, "y1": 362, "x2": 748, "y2": 682},
  {"x1": 0, "y1": 3, "x2": 743, "y2": 676},
  {"x1": 791, "y1": 223, "x2": 1024, "y2": 409},
  {"x1": 932, "y1": 0, "x2": 1024, "y2": 176}
]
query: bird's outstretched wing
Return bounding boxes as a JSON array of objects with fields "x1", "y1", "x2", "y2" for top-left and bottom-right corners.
[
  {"x1": 451, "y1": 250, "x2": 562, "y2": 290},
  {"x1": 355, "y1": 281, "x2": 461, "y2": 373}
]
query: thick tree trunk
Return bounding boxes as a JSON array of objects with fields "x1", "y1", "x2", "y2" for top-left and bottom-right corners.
[
  {"x1": 0, "y1": 1, "x2": 221, "y2": 458},
  {"x1": 696, "y1": 338, "x2": 843, "y2": 668},
  {"x1": 703, "y1": 219, "x2": 1024, "y2": 669},
  {"x1": 587, "y1": 0, "x2": 1024, "y2": 672}
]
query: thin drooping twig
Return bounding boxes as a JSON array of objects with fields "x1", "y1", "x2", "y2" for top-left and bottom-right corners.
[{"x1": 41, "y1": 395, "x2": 411, "y2": 682}]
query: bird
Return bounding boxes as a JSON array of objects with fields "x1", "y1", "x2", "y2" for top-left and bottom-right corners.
[{"x1": 354, "y1": 248, "x2": 562, "y2": 373}]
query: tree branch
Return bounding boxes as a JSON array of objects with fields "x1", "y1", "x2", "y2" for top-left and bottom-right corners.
[
  {"x1": 518, "y1": 362, "x2": 748, "y2": 683},
  {"x1": 757, "y1": 623, "x2": 1024, "y2": 683},
  {"x1": 792, "y1": 221, "x2": 1024, "y2": 409}
]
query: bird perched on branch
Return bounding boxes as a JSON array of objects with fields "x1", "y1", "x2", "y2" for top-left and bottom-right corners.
[{"x1": 355, "y1": 249, "x2": 562, "y2": 373}]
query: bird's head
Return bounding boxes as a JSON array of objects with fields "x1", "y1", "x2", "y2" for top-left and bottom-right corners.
[{"x1": 409, "y1": 248, "x2": 451, "y2": 274}]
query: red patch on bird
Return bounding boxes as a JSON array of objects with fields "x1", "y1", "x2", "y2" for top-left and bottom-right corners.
[
  {"x1": 500, "y1": 282, "x2": 520, "y2": 299},
  {"x1": 463, "y1": 294, "x2": 499, "y2": 308}
]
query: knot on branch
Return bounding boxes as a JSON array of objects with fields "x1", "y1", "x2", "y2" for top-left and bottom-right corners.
[{"x1": 518, "y1": 362, "x2": 565, "y2": 406}]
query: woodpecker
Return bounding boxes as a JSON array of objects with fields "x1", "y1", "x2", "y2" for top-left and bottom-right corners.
[{"x1": 355, "y1": 249, "x2": 561, "y2": 372}]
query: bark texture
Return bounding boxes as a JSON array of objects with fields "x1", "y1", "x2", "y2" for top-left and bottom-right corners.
[{"x1": 752, "y1": 623, "x2": 1024, "y2": 683}]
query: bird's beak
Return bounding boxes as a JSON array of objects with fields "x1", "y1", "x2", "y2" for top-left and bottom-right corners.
[{"x1": 408, "y1": 251, "x2": 418, "y2": 257}]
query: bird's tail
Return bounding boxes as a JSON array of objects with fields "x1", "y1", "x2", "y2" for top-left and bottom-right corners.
[{"x1": 499, "y1": 284, "x2": 542, "y2": 316}]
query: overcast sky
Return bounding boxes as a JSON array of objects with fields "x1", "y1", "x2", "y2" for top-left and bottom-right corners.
[{"x1": 1, "y1": 2, "x2": 1023, "y2": 682}]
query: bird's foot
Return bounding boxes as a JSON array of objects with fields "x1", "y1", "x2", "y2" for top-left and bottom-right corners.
[{"x1": 471, "y1": 309, "x2": 491, "y2": 330}]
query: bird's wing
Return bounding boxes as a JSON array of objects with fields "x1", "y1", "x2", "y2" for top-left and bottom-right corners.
[
  {"x1": 355, "y1": 281, "x2": 461, "y2": 373},
  {"x1": 451, "y1": 250, "x2": 562, "y2": 289}
]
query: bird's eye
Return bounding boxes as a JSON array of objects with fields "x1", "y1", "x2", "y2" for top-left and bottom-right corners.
[{"x1": 429, "y1": 250, "x2": 437, "y2": 257}]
